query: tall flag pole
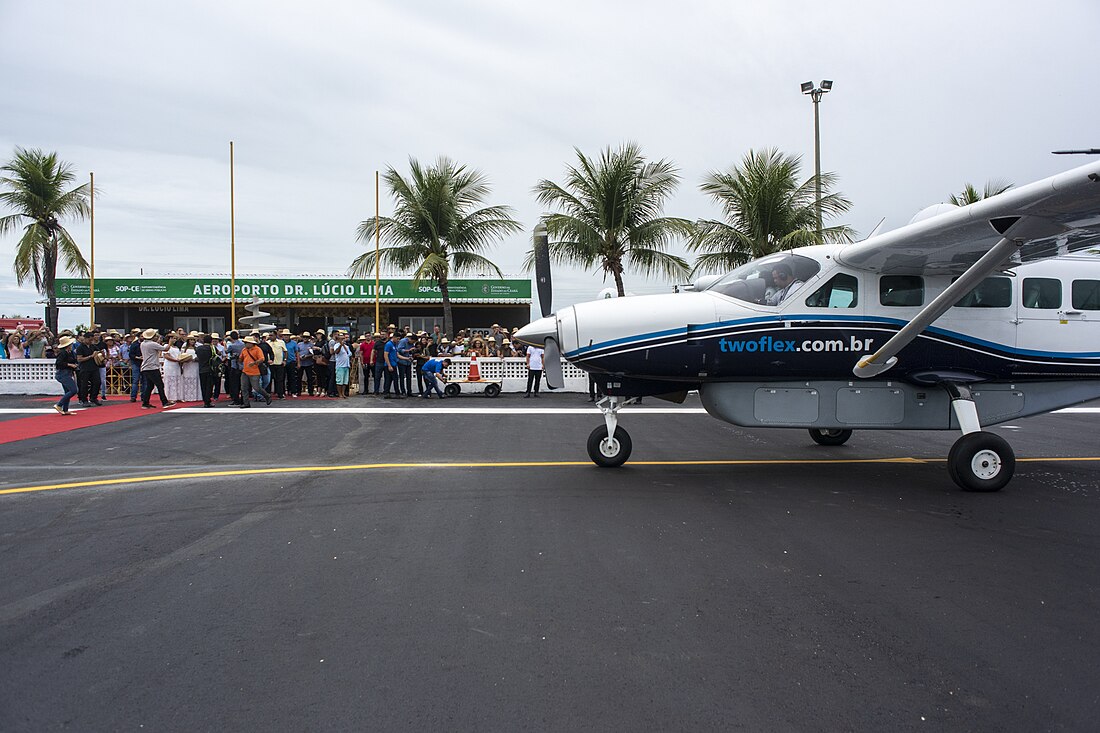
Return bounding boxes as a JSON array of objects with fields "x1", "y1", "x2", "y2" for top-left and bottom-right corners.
[
  {"x1": 230, "y1": 141, "x2": 236, "y2": 330},
  {"x1": 374, "y1": 170, "x2": 380, "y2": 333},
  {"x1": 89, "y1": 171, "x2": 95, "y2": 327}
]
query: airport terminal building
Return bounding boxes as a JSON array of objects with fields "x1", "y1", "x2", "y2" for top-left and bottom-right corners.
[{"x1": 54, "y1": 275, "x2": 532, "y2": 335}]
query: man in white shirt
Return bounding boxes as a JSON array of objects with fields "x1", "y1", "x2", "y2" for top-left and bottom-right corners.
[
  {"x1": 765, "y1": 263, "x2": 804, "y2": 306},
  {"x1": 139, "y1": 329, "x2": 175, "y2": 408},
  {"x1": 525, "y1": 344, "x2": 545, "y2": 398}
]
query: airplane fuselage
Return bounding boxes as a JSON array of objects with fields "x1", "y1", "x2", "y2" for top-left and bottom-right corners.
[{"x1": 557, "y1": 246, "x2": 1100, "y2": 386}]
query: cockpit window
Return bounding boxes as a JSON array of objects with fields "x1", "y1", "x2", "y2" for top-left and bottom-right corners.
[{"x1": 704, "y1": 253, "x2": 821, "y2": 306}]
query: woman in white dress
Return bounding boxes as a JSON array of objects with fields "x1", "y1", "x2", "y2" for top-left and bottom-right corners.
[
  {"x1": 178, "y1": 336, "x2": 202, "y2": 402},
  {"x1": 163, "y1": 340, "x2": 183, "y2": 402}
]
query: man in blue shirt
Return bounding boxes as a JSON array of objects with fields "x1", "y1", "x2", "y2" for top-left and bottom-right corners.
[
  {"x1": 420, "y1": 357, "x2": 451, "y2": 398},
  {"x1": 281, "y1": 330, "x2": 299, "y2": 397},
  {"x1": 383, "y1": 333, "x2": 406, "y2": 399}
]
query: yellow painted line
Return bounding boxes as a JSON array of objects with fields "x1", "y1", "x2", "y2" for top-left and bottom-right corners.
[{"x1": 3, "y1": 456, "x2": 1100, "y2": 497}]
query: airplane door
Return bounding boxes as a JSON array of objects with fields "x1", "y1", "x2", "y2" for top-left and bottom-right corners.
[
  {"x1": 1014, "y1": 274, "x2": 1099, "y2": 362},
  {"x1": 685, "y1": 323, "x2": 710, "y2": 377},
  {"x1": 1016, "y1": 272, "x2": 1078, "y2": 354}
]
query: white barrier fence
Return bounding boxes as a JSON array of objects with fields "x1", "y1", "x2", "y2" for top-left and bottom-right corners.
[
  {"x1": 440, "y1": 357, "x2": 590, "y2": 394},
  {"x1": 0, "y1": 357, "x2": 592, "y2": 395},
  {"x1": 0, "y1": 359, "x2": 58, "y2": 395}
]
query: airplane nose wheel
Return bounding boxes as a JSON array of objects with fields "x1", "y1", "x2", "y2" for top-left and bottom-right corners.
[
  {"x1": 947, "y1": 431, "x2": 1015, "y2": 492},
  {"x1": 587, "y1": 426, "x2": 632, "y2": 468}
]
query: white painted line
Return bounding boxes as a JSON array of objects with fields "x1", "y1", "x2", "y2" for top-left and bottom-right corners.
[
  {"x1": 170, "y1": 405, "x2": 1100, "y2": 416},
  {"x1": 170, "y1": 406, "x2": 711, "y2": 415}
]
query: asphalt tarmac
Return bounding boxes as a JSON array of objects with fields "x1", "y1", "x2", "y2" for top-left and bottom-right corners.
[{"x1": 1, "y1": 393, "x2": 1099, "y2": 731}]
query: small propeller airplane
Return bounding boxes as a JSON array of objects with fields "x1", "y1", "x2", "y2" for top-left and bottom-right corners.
[{"x1": 514, "y1": 158, "x2": 1100, "y2": 492}]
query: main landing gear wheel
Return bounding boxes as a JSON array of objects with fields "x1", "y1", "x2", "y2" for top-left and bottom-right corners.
[
  {"x1": 444, "y1": 383, "x2": 461, "y2": 397},
  {"x1": 808, "y1": 428, "x2": 853, "y2": 446},
  {"x1": 587, "y1": 426, "x2": 632, "y2": 468},
  {"x1": 948, "y1": 431, "x2": 1015, "y2": 492}
]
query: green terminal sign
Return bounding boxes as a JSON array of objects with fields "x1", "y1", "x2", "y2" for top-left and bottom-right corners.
[{"x1": 55, "y1": 277, "x2": 531, "y2": 302}]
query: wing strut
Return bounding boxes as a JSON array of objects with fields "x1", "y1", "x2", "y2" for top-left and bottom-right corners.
[{"x1": 853, "y1": 236, "x2": 1019, "y2": 378}]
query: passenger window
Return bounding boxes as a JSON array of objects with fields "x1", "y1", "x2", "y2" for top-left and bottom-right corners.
[
  {"x1": 1022, "y1": 278, "x2": 1062, "y2": 309},
  {"x1": 953, "y1": 277, "x2": 1012, "y2": 308},
  {"x1": 805, "y1": 273, "x2": 858, "y2": 308},
  {"x1": 1072, "y1": 280, "x2": 1100, "y2": 310},
  {"x1": 879, "y1": 275, "x2": 924, "y2": 306}
]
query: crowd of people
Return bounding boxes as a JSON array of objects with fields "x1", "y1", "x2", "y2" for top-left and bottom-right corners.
[{"x1": 40, "y1": 322, "x2": 571, "y2": 415}]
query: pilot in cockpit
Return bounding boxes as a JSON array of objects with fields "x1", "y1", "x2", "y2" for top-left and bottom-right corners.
[{"x1": 765, "y1": 263, "x2": 804, "y2": 306}]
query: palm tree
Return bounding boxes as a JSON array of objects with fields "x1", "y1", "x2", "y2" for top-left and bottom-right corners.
[
  {"x1": 688, "y1": 148, "x2": 855, "y2": 276},
  {"x1": 349, "y1": 157, "x2": 521, "y2": 337},
  {"x1": 949, "y1": 179, "x2": 1013, "y2": 206},
  {"x1": 530, "y1": 143, "x2": 691, "y2": 296},
  {"x1": 0, "y1": 147, "x2": 90, "y2": 332}
]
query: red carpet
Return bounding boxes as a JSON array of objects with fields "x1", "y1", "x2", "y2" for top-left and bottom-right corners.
[
  {"x1": 1, "y1": 394, "x2": 343, "y2": 444},
  {"x1": 0, "y1": 399, "x2": 188, "y2": 445}
]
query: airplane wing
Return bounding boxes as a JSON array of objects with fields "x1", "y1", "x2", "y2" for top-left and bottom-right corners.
[
  {"x1": 847, "y1": 160, "x2": 1100, "y2": 377},
  {"x1": 837, "y1": 160, "x2": 1100, "y2": 275}
]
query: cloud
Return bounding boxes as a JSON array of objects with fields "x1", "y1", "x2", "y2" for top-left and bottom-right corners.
[{"x1": 2, "y1": 0, "x2": 1099, "y2": 328}]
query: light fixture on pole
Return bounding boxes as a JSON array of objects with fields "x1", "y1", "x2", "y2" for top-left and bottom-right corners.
[{"x1": 801, "y1": 79, "x2": 833, "y2": 240}]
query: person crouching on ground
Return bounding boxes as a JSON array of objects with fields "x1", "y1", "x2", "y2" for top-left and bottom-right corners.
[
  {"x1": 238, "y1": 335, "x2": 271, "y2": 408},
  {"x1": 420, "y1": 357, "x2": 451, "y2": 399}
]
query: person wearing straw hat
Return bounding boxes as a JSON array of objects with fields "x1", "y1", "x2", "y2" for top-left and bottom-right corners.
[
  {"x1": 279, "y1": 329, "x2": 298, "y2": 398},
  {"x1": 489, "y1": 324, "x2": 504, "y2": 356},
  {"x1": 331, "y1": 331, "x2": 351, "y2": 399},
  {"x1": 52, "y1": 335, "x2": 80, "y2": 414},
  {"x1": 75, "y1": 332, "x2": 104, "y2": 407},
  {"x1": 139, "y1": 329, "x2": 176, "y2": 408},
  {"x1": 177, "y1": 333, "x2": 202, "y2": 402},
  {"x1": 238, "y1": 335, "x2": 272, "y2": 408},
  {"x1": 297, "y1": 332, "x2": 317, "y2": 396},
  {"x1": 267, "y1": 331, "x2": 288, "y2": 398}
]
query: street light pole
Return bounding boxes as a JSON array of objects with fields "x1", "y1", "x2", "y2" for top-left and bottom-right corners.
[{"x1": 801, "y1": 80, "x2": 833, "y2": 241}]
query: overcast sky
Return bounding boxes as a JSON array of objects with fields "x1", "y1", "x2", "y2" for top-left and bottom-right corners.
[{"x1": 2, "y1": 0, "x2": 1098, "y2": 329}]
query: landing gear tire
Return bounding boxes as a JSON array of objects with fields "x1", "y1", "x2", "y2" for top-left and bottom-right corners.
[
  {"x1": 948, "y1": 431, "x2": 1014, "y2": 492},
  {"x1": 808, "y1": 428, "x2": 853, "y2": 446},
  {"x1": 484, "y1": 383, "x2": 501, "y2": 398},
  {"x1": 444, "y1": 383, "x2": 461, "y2": 398},
  {"x1": 587, "y1": 426, "x2": 632, "y2": 468}
]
